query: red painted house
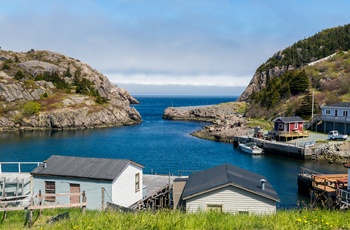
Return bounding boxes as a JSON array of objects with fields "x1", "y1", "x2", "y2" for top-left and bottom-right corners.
[{"x1": 272, "y1": 116, "x2": 306, "y2": 134}]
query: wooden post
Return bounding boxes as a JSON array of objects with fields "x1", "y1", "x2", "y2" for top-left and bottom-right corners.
[
  {"x1": 101, "y1": 187, "x2": 105, "y2": 211},
  {"x1": 82, "y1": 191, "x2": 86, "y2": 214},
  {"x1": 16, "y1": 177, "x2": 19, "y2": 196},
  {"x1": 2, "y1": 177, "x2": 5, "y2": 197},
  {"x1": 29, "y1": 196, "x2": 34, "y2": 227},
  {"x1": 38, "y1": 190, "x2": 42, "y2": 216},
  {"x1": 21, "y1": 178, "x2": 24, "y2": 196}
]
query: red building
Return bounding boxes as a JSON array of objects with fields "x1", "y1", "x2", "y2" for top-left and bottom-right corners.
[{"x1": 272, "y1": 116, "x2": 305, "y2": 134}]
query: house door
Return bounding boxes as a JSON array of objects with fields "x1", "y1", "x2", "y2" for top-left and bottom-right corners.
[{"x1": 70, "y1": 183, "x2": 80, "y2": 204}]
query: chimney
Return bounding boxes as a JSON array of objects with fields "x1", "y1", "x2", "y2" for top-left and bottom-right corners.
[
  {"x1": 44, "y1": 160, "x2": 47, "y2": 168},
  {"x1": 260, "y1": 179, "x2": 266, "y2": 190}
]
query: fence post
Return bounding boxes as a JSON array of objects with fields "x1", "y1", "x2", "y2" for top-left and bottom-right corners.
[
  {"x1": 18, "y1": 162, "x2": 21, "y2": 173},
  {"x1": 82, "y1": 191, "x2": 86, "y2": 214},
  {"x1": 38, "y1": 190, "x2": 42, "y2": 216},
  {"x1": 0, "y1": 163, "x2": 2, "y2": 174},
  {"x1": 101, "y1": 187, "x2": 105, "y2": 211}
]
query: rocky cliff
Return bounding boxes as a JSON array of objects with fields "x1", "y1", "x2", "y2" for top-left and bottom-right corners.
[
  {"x1": 237, "y1": 51, "x2": 295, "y2": 102},
  {"x1": 0, "y1": 49, "x2": 141, "y2": 131}
]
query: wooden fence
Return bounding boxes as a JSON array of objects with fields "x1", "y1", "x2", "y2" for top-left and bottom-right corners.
[{"x1": 0, "y1": 190, "x2": 87, "y2": 226}]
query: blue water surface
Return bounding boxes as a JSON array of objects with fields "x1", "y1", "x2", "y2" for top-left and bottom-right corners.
[{"x1": 0, "y1": 95, "x2": 346, "y2": 206}]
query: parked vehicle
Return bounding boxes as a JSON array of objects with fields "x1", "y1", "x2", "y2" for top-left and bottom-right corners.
[{"x1": 327, "y1": 130, "x2": 348, "y2": 141}]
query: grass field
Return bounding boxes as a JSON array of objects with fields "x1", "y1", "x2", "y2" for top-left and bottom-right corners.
[{"x1": 1, "y1": 208, "x2": 350, "y2": 229}]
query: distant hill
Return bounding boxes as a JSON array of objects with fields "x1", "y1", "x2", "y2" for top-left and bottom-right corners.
[
  {"x1": 237, "y1": 23, "x2": 350, "y2": 120},
  {"x1": 0, "y1": 49, "x2": 141, "y2": 131}
]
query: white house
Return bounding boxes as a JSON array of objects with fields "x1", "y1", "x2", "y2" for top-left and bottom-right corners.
[
  {"x1": 31, "y1": 155, "x2": 143, "y2": 210},
  {"x1": 321, "y1": 102, "x2": 350, "y2": 118},
  {"x1": 174, "y1": 164, "x2": 280, "y2": 214},
  {"x1": 315, "y1": 102, "x2": 350, "y2": 134}
]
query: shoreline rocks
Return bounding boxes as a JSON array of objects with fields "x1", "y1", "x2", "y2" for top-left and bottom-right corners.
[{"x1": 162, "y1": 102, "x2": 251, "y2": 143}]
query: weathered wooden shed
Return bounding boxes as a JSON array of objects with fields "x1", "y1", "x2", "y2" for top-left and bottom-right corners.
[
  {"x1": 175, "y1": 164, "x2": 280, "y2": 214},
  {"x1": 31, "y1": 155, "x2": 143, "y2": 210}
]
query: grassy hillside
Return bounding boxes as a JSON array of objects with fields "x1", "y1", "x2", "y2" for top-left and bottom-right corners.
[
  {"x1": 3, "y1": 208, "x2": 350, "y2": 229},
  {"x1": 243, "y1": 24, "x2": 350, "y2": 120},
  {"x1": 246, "y1": 50, "x2": 350, "y2": 120}
]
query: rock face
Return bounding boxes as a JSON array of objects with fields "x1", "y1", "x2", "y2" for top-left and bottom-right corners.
[
  {"x1": 237, "y1": 63, "x2": 294, "y2": 102},
  {"x1": 163, "y1": 103, "x2": 250, "y2": 142},
  {"x1": 0, "y1": 49, "x2": 141, "y2": 131}
]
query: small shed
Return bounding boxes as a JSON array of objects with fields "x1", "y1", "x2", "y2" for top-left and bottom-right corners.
[
  {"x1": 174, "y1": 164, "x2": 280, "y2": 214},
  {"x1": 31, "y1": 155, "x2": 144, "y2": 210},
  {"x1": 272, "y1": 116, "x2": 305, "y2": 134}
]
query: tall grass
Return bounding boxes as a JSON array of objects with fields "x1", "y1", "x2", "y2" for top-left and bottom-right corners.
[{"x1": 2, "y1": 208, "x2": 350, "y2": 229}]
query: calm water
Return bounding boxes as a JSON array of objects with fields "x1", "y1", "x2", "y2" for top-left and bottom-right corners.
[{"x1": 0, "y1": 95, "x2": 346, "y2": 207}]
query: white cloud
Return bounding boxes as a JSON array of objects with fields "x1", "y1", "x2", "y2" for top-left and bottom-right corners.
[{"x1": 107, "y1": 73, "x2": 252, "y2": 87}]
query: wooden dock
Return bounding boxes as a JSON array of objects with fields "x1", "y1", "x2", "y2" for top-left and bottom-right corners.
[
  {"x1": 297, "y1": 167, "x2": 350, "y2": 209},
  {"x1": 130, "y1": 174, "x2": 177, "y2": 211},
  {"x1": 233, "y1": 136, "x2": 317, "y2": 159}
]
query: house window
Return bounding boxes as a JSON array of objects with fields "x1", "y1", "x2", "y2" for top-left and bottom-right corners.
[
  {"x1": 278, "y1": 123, "x2": 283, "y2": 129},
  {"x1": 207, "y1": 204, "x2": 222, "y2": 212},
  {"x1": 343, "y1": 111, "x2": 348, "y2": 117},
  {"x1": 335, "y1": 109, "x2": 338, "y2": 117},
  {"x1": 135, "y1": 173, "x2": 140, "y2": 192},
  {"x1": 238, "y1": 211, "x2": 249, "y2": 215},
  {"x1": 325, "y1": 109, "x2": 330, "y2": 115},
  {"x1": 45, "y1": 181, "x2": 56, "y2": 202},
  {"x1": 294, "y1": 123, "x2": 298, "y2": 129}
]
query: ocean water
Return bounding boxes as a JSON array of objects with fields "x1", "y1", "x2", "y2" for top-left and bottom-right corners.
[{"x1": 0, "y1": 95, "x2": 346, "y2": 207}]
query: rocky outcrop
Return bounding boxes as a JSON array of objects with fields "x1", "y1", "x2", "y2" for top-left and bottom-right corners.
[
  {"x1": 163, "y1": 103, "x2": 250, "y2": 142},
  {"x1": 319, "y1": 142, "x2": 350, "y2": 163},
  {"x1": 0, "y1": 49, "x2": 141, "y2": 131},
  {"x1": 237, "y1": 62, "x2": 294, "y2": 102}
]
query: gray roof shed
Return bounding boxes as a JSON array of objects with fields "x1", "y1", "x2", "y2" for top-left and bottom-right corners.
[
  {"x1": 31, "y1": 155, "x2": 143, "y2": 181},
  {"x1": 272, "y1": 116, "x2": 305, "y2": 123},
  {"x1": 182, "y1": 164, "x2": 280, "y2": 202}
]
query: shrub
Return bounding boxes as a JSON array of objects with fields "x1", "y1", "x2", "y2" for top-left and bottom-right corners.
[
  {"x1": 22, "y1": 101, "x2": 41, "y2": 116},
  {"x1": 14, "y1": 70, "x2": 25, "y2": 80}
]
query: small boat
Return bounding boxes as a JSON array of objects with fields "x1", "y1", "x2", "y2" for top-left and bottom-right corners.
[{"x1": 238, "y1": 142, "x2": 263, "y2": 155}]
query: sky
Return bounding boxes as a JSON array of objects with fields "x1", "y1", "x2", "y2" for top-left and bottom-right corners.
[{"x1": 1, "y1": 0, "x2": 350, "y2": 96}]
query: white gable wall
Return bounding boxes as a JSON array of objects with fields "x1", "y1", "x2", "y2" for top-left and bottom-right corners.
[
  {"x1": 32, "y1": 175, "x2": 112, "y2": 210},
  {"x1": 112, "y1": 163, "x2": 143, "y2": 207},
  {"x1": 186, "y1": 186, "x2": 276, "y2": 214}
]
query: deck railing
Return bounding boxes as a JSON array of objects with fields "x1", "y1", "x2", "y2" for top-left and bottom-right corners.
[{"x1": 0, "y1": 162, "x2": 41, "y2": 173}]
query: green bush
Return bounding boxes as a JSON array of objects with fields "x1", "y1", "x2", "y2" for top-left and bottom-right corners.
[{"x1": 22, "y1": 101, "x2": 41, "y2": 116}]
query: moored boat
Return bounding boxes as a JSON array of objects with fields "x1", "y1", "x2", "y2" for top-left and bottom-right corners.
[{"x1": 238, "y1": 142, "x2": 263, "y2": 155}]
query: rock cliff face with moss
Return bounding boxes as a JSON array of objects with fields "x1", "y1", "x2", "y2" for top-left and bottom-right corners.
[{"x1": 0, "y1": 49, "x2": 141, "y2": 131}]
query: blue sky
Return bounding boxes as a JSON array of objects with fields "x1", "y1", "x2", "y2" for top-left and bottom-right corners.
[{"x1": 1, "y1": 0, "x2": 350, "y2": 95}]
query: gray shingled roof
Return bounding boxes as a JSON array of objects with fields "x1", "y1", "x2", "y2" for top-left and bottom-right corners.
[
  {"x1": 182, "y1": 164, "x2": 280, "y2": 202},
  {"x1": 323, "y1": 102, "x2": 350, "y2": 108},
  {"x1": 31, "y1": 155, "x2": 143, "y2": 181},
  {"x1": 272, "y1": 116, "x2": 305, "y2": 123}
]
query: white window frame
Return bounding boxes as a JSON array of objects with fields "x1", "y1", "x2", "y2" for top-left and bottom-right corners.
[
  {"x1": 294, "y1": 123, "x2": 298, "y2": 129},
  {"x1": 206, "y1": 204, "x2": 223, "y2": 212},
  {"x1": 325, "y1": 109, "x2": 331, "y2": 115},
  {"x1": 343, "y1": 111, "x2": 348, "y2": 117},
  {"x1": 135, "y1": 173, "x2": 140, "y2": 192}
]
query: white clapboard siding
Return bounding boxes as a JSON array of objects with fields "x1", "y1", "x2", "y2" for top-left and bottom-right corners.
[
  {"x1": 186, "y1": 186, "x2": 276, "y2": 214},
  {"x1": 33, "y1": 176, "x2": 112, "y2": 210},
  {"x1": 112, "y1": 163, "x2": 143, "y2": 207}
]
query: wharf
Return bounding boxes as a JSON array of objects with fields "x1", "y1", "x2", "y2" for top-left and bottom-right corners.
[
  {"x1": 233, "y1": 136, "x2": 317, "y2": 159},
  {"x1": 297, "y1": 167, "x2": 350, "y2": 209}
]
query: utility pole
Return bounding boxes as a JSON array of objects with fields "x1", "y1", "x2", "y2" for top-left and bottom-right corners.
[{"x1": 311, "y1": 90, "x2": 314, "y2": 119}]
